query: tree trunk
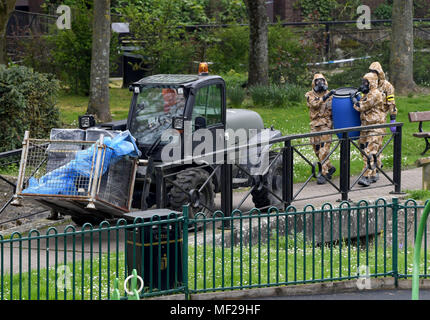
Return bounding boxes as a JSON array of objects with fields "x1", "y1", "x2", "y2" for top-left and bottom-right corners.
[
  {"x1": 87, "y1": 0, "x2": 111, "y2": 122},
  {"x1": 389, "y1": 0, "x2": 416, "y2": 94},
  {"x1": 0, "y1": 0, "x2": 17, "y2": 65},
  {"x1": 244, "y1": 0, "x2": 269, "y2": 87}
]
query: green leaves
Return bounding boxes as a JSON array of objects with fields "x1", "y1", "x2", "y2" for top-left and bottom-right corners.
[{"x1": 0, "y1": 65, "x2": 60, "y2": 152}]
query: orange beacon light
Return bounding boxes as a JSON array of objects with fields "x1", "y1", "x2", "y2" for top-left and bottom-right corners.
[{"x1": 198, "y1": 62, "x2": 209, "y2": 75}]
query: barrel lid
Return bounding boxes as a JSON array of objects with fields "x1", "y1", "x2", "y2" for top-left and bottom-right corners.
[{"x1": 334, "y1": 87, "x2": 357, "y2": 97}]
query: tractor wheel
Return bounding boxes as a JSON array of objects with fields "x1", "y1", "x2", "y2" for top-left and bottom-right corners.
[
  {"x1": 251, "y1": 152, "x2": 283, "y2": 210},
  {"x1": 168, "y1": 168, "x2": 215, "y2": 218}
]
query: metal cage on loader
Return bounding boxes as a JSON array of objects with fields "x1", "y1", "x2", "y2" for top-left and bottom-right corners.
[{"x1": 12, "y1": 130, "x2": 138, "y2": 220}]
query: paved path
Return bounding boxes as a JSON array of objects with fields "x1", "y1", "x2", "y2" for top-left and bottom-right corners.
[{"x1": 255, "y1": 289, "x2": 430, "y2": 300}]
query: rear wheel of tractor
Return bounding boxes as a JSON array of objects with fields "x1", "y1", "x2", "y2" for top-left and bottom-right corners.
[
  {"x1": 168, "y1": 168, "x2": 215, "y2": 218},
  {"x1": 251, "y1": 152, "x2": 283, "y2": 210}
]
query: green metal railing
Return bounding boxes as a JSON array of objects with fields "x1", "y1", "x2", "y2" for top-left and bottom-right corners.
[
  {"x1": 412, "y1": 200, "x2": 430, "y2": 300},
  {"x1": 0, "y1": 198, "x2": 428, "y2": 300}
]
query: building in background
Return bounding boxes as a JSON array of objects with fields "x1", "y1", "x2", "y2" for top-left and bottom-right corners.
[{"x1": 15, "y1": 0, "x2": 44, "y2": 13}]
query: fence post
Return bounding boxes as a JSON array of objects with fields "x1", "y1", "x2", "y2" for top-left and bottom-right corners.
[
  {"x1": 182, "y1": 205, "x2": 189, "y2": 300},
  {"x1": 339, "y1": 132, "x2": 350, "y2": 202},
  {"x1": 283, "y1": 140, "x2": 293, "y2": 208},
  {"x1": 221, "y1": 163, "x2": 232, "y2": 228},
  {"x1": 155, "y1": 166, "x2": 165, "y2": 208},
  {"x1": 391, "y1": 125, "x2": 404, "y2": 194},
  {"x1": 11, "y1": 131, "x2": 30, "y2": 206},
  {"x1": 392, "y1": 197, "x2": 399, "y2": 287}
]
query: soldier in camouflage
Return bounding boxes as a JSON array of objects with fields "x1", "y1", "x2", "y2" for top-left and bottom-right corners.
[
  {"x1": 368, "y1": 62, "x2": 397, "y2": 182},
  {"x1": 351, "y1": 72, "x2": 385, "y2": 187},
  {"x1": 305, "y1": 73, "x2": 336, "y2": 185},
  {"x1": 369, "y1": 62, "x2": 397, "y2": 120}
]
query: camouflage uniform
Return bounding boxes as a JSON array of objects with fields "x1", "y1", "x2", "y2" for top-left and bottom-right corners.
[
  {"x1": 353, "y1": 72, "x2": 385, "y2": 179},
  {"x1": 305, "y1": 74, "x2": 335, "y2": 177},
  {"x1": 368, "y1": 62, "x2": 397, "y2": 178},
  {"x1": 369, "y1": 62, "x2": 397, "y2": 118}
]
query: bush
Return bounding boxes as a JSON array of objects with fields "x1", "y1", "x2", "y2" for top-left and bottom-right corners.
[
  {"x1": 327, "y1": 40, "x2": 391, "y2": 89},
  {"x1": 268, "y1": 25, "x2": 315, "y2": 87},
  {"x1": 206, "y1": 26, "x2": 249, "y2": 74},
  {"x1": 373, "y1": 3, "x2": 393, "y2": 20},
  {"x1": 285, "y1": 83, "x2": 307, "y2": 103},
  {"x1": 249, "y1": 84, "x2": 305, "y2": 108},
  {"x1": 0, "y1": 65, "x2": 60, "y2": 152},
  {"x1": 222, "y1": 69, "x2": 248, "y2": 87},
  {"x1": 227, "y1": 85, "x2": 246, "y2": 108},
  {"x1": 414, "y1": 40, "x2": 430, "y2": 87},
  {"x1": 19, "y1": 1, "x2": 119, "y2": 95},
  {"x1": 49, "y1": 6, "x2": 92, "y2": 95},
  {"x1": 414, "y1": 51, "x2": 430, "y2": 87}
]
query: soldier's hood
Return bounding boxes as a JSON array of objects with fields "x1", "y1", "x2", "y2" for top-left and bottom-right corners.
[
  {"x1": 363, "y1": 72, "x2": 378, "y2": 90},
  {"x1": 369, "y1": 62, "x2": 386, "y2": 82},
  {"x1": 312, "y1": 73, "x2": 327, "y2": 89}
]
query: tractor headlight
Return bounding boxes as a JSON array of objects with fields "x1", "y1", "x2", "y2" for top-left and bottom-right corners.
[
  {"x1": 172, "y1": 116, "x2": 184, "y2": 130},
  {"x1": 78, "y1": 115, "x2": 95, "y2": 129}
]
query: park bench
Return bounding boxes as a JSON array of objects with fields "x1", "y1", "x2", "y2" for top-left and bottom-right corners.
[{"x1": 408, "y1": 111, "x2": 430, "y2": 155}]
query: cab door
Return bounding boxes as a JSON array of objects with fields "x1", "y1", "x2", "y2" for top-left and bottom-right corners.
[{"x1": 186, "y1": 82, "x2": 225, "y2": 164}]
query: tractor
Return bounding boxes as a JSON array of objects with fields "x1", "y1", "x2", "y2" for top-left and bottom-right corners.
[{"x1": 14, "y1": 65, "x2": 284, "y2": 225}]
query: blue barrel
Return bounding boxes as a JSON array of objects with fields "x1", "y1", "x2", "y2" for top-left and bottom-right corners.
[{"x1": 332, "y1": 87, "x2": 361, "y2": 139}]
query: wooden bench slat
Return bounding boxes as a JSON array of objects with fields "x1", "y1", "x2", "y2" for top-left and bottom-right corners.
[
  {"x1": 409, "y1": 111, "x2": 430, "y2": 122},
  {"x1": 413, "y1": 132, "x2": 430, "y2": 138}
]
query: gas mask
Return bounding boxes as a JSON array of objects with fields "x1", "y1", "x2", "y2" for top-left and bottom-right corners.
[
  {"x1": 369, "y1": 69, "x2": 379, "y2": 76},
  {"x1": 358, "y1": 79, "x2": 370, "y2": 94},
  {"x1": 313, "y1": 78, "x2": 328, "y2": 93}
]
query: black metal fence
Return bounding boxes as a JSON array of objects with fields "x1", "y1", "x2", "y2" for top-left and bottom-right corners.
[{"x1": 151, "y1": 122, "x2": 403, "y2": 217}]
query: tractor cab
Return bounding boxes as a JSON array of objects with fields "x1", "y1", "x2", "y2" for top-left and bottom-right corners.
[{"x1": 126, "y1": 73, "x2": 226, "y2": 160}]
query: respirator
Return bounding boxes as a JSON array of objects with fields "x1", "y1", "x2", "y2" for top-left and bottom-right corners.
[
  {"x1": 314, "y1": 78, "x2": 328, "y2": 93},
  {"x1": 358, "y1": 79, "x2": 370, "y2": 94}
]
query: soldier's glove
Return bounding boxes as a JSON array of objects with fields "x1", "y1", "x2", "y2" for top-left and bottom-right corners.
[
  {"x1": 350, "y1": 92, "x2": 359, "y2": 107},
  {"x1": 322, "y1": 90, "x2": 335, "y2": 102},
  {"x1": 390, "y1": 114, "x2": 396, "y2": 133}
]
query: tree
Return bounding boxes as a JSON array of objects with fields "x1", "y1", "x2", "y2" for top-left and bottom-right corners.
[
  {"x1": 0, "y1": 0, "x2": 16, "y2": 65},
  {"x1": 389, "y1": 0, "x2": 416, "y2": 94},
  {"x1": 87, "y1": 0, "x2": 111, "y2": 122},
  {"x1": 243, "y1": 0, "x2": 269, "y2": 86}
]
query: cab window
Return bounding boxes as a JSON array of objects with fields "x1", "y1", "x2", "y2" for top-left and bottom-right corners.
[{"x1": 192, "y1": 84, "x2": 222, "y2": 127}]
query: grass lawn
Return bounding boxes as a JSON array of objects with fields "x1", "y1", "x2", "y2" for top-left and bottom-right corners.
[
  {"x1": 56, "y1": 88, "x2": 430, "y2": 184},
  {"x1": 2, "y1": 234, "x2": 426, "y2": 300},
  {"x1": 58, "y1": 89, "x2": 132, "y2": 127}
]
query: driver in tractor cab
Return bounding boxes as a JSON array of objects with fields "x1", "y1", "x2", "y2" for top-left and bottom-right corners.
[
  {"x1": 162, "y1": 88, "x2": 177, "y2": 113},
  {"x1": 305, "y1": 73, "x2": 336, "y2": 185}
]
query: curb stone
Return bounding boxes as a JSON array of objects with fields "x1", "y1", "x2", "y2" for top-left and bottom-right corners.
[
  {"x1": 0, "y1": 216, "x2": 72, "y2": 238},
  {"x1": 147, "y1": 278, "x2": 429, "y2": 300}
]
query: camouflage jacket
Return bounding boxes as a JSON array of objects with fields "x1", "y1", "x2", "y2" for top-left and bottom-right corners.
[
  {"x1": 305, "y1": 73, "x2": 333, "y2": 129},
  {"x1": 379, "y1": 80, "x2": 397, "y2": 116},
  {"x1": 369, "y1": 61, "x2": 397, "y2": 117},
  {"x1": 353, "y1": 72, "x2": 385, "y2": 125}
]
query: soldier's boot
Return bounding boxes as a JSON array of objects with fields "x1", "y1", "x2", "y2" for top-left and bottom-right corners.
[
  {"x1": 326, "y1": 166, "x2": 336, "y2": 180},
  {"x1": 370, "y1": 173, "x2": 379, "y2": 183},
  {"x1": 317, "y1": 174, "x2": 327, "y2": 185},
  {"x1": 358, "y1": 176, "x2": 371, "y2": 187}
]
